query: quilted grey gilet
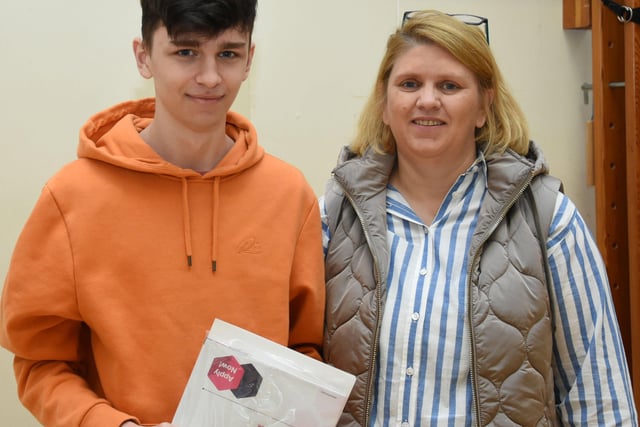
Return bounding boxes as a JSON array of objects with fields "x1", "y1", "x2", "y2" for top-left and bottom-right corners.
[{"x1": 323, "y1": 144, "x2": 561, "y2": 427}]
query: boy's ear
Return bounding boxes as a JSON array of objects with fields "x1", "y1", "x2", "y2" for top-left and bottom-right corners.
[
  {"x1": 133, "y1": 37, "x2": 153, "y2": 79},
  {"x1": 243, "y1": 43, "x2": 256, "y2": 82}
]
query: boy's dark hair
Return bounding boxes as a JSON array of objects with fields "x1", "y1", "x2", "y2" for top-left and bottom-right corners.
[{"x1": 140, "y1": 0, "x2": 257, "y2": 45}]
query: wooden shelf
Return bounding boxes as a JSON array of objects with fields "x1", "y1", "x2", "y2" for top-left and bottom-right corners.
[{"x1": 564, "y1": 0, "x2": 592, "y2": 29}]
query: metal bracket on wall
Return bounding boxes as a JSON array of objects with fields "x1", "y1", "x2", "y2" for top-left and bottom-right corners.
[
  {"x1": 582, "y1": 82, "x2": 625, "y2": 105},
  {"x1": 581, "y1": 82, "x2": 593, "y2": 104}
]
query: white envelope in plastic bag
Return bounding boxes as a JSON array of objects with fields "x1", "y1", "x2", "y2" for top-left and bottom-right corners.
[{"x1": 172, "y1": 319, "x2": 355, "y2": 427}]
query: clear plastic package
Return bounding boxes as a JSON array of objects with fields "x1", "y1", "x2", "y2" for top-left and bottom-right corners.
[{"x1": 172, "y1": 319, "x2": 355, "y2": 427}]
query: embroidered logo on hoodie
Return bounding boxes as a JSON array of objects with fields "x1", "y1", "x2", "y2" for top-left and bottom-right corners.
[{"x1": 237, "y1": 237, "x2": 262, "y2": 254}]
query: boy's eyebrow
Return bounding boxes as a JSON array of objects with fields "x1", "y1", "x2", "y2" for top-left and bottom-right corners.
[
  {"x1": 220, "y1": 41, "x2": 249, "y2": 50},
  {"x1": 170, "y1": 38, "x2": 248, "y2": 50},
  {"x1": 170, "y1": 38, "x2": 201, "y2": 47}
]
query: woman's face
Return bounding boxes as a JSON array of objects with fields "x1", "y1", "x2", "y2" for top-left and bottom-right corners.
[{"x1": 383, "y1": 42, "x2": 488, "y2": 166}]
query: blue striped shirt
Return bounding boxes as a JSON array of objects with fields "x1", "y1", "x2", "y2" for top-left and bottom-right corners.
[{"x1": 320, "y1": 159, "x2": 637, "y2": 426}]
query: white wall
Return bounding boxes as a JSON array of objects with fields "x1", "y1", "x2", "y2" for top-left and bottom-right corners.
[
  {"x1": 249, "y1": 0, "x2": 595, "y2": 223},
  {"x1": 0, "y1": 0, "x2": 593, "y2": 425}
]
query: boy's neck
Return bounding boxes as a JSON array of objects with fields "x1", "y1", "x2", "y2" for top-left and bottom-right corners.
[{"x1": 139, "y1": 120, "x2": 235, "y2": 172}]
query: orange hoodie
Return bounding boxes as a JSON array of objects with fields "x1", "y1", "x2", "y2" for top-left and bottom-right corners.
[{"x1": 0, "y1": 98, "x2": 325, "y2": 427}]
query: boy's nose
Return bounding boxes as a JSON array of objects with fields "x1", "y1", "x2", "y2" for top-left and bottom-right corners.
[{"x1": 196, "y1": 58, "x2": 222, "y2": 88}]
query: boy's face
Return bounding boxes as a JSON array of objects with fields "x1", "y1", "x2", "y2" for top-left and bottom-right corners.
[{"x1": 134, "y1": 25, "x2": 254, "y2": 133}]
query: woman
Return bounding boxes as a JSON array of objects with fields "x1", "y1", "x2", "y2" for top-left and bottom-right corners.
[{"x1": 321, "y1": 10, "x2": 637, "y2": 427}]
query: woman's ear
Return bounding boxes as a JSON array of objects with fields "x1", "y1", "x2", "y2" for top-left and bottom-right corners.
[{"x1": 477, "y1": 88, "x2": 495, "y2": 128}]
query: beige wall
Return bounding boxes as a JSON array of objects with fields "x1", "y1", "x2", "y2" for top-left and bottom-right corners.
[{"x1": 0, "y1": 0, "x2": 593, "y2": 425}]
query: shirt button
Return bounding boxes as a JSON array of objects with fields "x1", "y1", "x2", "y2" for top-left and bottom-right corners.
[
  {"x1": 406, "y1": 367, "x2": 414, "y2": 376},
  {"x1": 411, "y1": 312, "x2": 420, "y2": 321},
  {"x1": 419, "y1": 268, "x2": 427, "y2": 276}
]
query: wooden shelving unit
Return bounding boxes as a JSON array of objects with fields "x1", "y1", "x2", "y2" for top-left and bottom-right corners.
[{"x1": 581, "y1": 0, "x2": 640, "y2": 409}]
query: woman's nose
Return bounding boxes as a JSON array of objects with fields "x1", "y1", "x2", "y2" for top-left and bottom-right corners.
[{"x1": 415, "y1": 86, "x2": 441, "y2": 109}]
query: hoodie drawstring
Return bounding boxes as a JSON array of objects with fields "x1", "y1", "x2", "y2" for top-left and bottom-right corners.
[
  {"x1": 180, "y1": 176, "x2": 220, "y2": 272},
  {"x1": 211, "y1": 177, "x2": 220, "y2": 272},
  {"x1": 181, "y1": 177, "x2": 194, "y2": 267}
]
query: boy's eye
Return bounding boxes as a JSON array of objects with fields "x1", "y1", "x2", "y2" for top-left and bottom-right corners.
[
  {"x1": 176, "y1": 49, "x2": 196, "y2": 57},
  {"x1": 219, "y1": 51, "x2": 238, "y2": 59}
]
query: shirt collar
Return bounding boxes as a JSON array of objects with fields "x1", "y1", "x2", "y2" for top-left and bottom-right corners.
[{"x1": 386, "y1": 149, "x2": 487, "y2": 225}]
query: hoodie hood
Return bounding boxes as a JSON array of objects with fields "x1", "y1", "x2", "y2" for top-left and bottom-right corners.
[
  {"x1": 77, "y1": 97, "x2": 264, "y2": 178},
  {"x1": 76, "y1": 97, "x2": 265, "y2": 271}
]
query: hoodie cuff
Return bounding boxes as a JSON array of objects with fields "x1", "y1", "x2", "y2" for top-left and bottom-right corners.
[{"x1": 81, "y1": 402, "x2": 140, "y2": 427}]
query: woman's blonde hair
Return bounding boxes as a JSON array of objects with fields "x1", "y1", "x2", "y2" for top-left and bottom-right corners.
[{"x1": 351, "y1": 10, "x2": 529, "y2": 156}]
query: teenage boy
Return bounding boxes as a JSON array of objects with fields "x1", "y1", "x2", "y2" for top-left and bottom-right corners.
[{"x1": 0, "y1": 1, "x2": 325, "y2": 426}]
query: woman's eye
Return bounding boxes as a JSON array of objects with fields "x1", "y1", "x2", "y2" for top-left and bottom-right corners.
[
  {"x1": 400, "y1": 81, "x2": 419, "y2": 90},
  {"x1": 441, "y1": 82, "x2": 459, "y2": 91}
]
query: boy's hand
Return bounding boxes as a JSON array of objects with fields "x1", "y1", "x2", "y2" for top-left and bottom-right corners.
[{"x1": 121, "y1": 422, "x2": 176, "y2": 427}]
